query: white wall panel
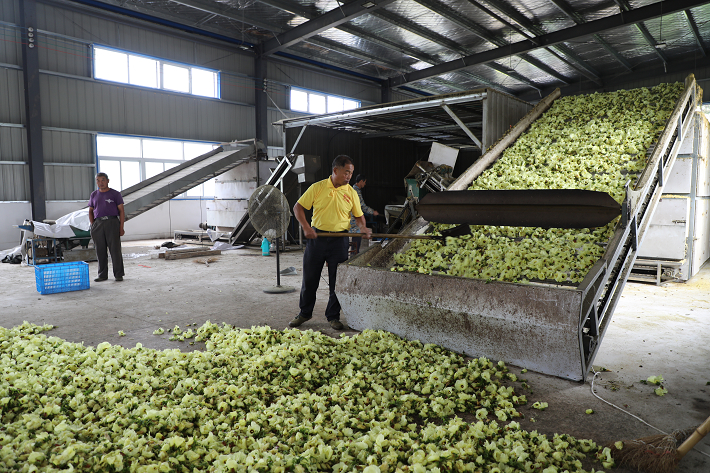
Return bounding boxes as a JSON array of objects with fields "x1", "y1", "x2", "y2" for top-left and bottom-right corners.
[
  {"x1": 0, "y1": 0, "x2": 19, "y2": 23},
  {"x1": 37, "y1": 4, "x2": 119, "y2": 47},
  {"x1": 195, "y1": 44, "x2": 252, "y2": 75},
  {"x1": 3, "y1": 0, "x2": 389, "y2": 216},
  {"x1": 0, "y1": 199, "x2": 212, "y2": 251},
  {"x1": 195, "y1": 99, "x2": 254, "y2": 142},
  {"x1": 42, "y1": 130, "x2": 94, "y2": 164},
  {"x1": 118, "y1": 24, "x2": 195, "y2": 64},
  {"x1": 45, "y1": 165, "x2": 94, "y2": 201},
  {"x1": 0, "y1": 202, "x2": 31, "y2": 251},
  {"x1": 0, "y1": 127, "x2": 26, "y2": 162},
  {"x1": 268, "y1": 61, "x2": 379, "y2": 104},
  {"x1": 0, "y1": 164, "x2": 28, "y2": 201},
  {"x1": 0, "y1": 24, "x2": 21, "y2": 66},
  {"x1": 220, "y1": 71, "x2": 255, "y2": 104},
  {"x1": 0, "y1": 68, "x2": 24, "y2": 124},
  {"x1": 38, "y1": 33, "x2": 90, "y2": 77}
]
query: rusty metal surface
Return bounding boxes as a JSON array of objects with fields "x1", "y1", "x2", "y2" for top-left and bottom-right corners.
[
  {"x1": 338, "y1": 264, "x2": 585, "y2": 380},
  {"x1": 417, "y1": 189, "x2": 621, "y2": 228}
]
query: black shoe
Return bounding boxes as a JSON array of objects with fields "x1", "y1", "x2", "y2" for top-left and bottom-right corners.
[
  {"x1": 94, "y1": 277, "x2": 108, "y2": 282},
  {"x1": 115, "y1": 276, "x2": 123, "y2": 281},
  {"x1": 289, "y1": 315, "x2": 310, "y2": 327},
  {"x1": 329, "y1": 319, "x2": 345, "y2": 330}
]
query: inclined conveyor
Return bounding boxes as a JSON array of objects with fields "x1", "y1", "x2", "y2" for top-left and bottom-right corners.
[
  {"x1": 336, "y1": 75, "x2": 701, "y2": 381},
  {"x1": 121, "y1": 139, "x2": 265, "y2": 221}
]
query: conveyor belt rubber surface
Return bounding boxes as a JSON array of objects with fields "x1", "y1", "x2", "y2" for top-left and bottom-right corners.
[{"x1": 121, "y1": 140, "x2": 264, "y2": 221}]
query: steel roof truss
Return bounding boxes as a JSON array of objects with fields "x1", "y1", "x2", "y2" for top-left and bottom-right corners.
[
  {"x1": 684, "y1": 9, "x2": 708, "y2": 57},
  {"x1": 441, "y1": 104, "x2": 481, "y2": 148},
  {"x1": 260, "y1": 0, "x2": 398, "y2": 56},
  {"x1": 388, "y1": 0, "x2": 708, "y2": 88}
]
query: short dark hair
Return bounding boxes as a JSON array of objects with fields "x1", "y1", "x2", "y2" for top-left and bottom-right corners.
[
  {"x1": 354, "y1": 174, "x2": 366, "y2": 183},
  {"x1": 96, "y1": 172, "x2": 109, "y2": 179},
  {"x1": 332, "y1": 155, "x2": 353, "y2": 170}
]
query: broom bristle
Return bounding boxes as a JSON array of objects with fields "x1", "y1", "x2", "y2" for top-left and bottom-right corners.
[
  {"x1": 193, "y1": 257, "x2": 219, "y2": 264},
  {"x1": 608, "y1": 429, "x2": 693, "y2": 473}
]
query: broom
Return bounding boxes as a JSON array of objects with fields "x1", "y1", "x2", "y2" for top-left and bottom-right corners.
[{"x1": 607, "y1": 414, "x2": 710, "y2": 473}]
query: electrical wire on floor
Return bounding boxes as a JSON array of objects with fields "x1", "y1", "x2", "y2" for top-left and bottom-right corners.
[{"x1": 589, "y1": 368, "x2": 710, "y2": 459}]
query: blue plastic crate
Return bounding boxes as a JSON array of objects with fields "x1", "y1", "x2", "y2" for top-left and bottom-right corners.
[{"x1": 35, "y1": 261, "x2": 90, "y2": 295}]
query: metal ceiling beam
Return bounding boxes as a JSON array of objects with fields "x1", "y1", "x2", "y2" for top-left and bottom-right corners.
[
  {"x1": 277, "y1": 91, "x2": 487, "y2": 128},
  {"x1": 414, "y1": 0, "x2": 563, "y2": 86},
  {"x1": 371, "y1": 10, "x2": 544, "y2": 90},
  {"x1": 547, "y1": 0, "x2": 633, "y2": 72},
  {"x1": 486, "y1": 62, "x2": 541, "y2": 91},
  {"x1": 168, "y1": 0, "x2": 457, "y2": 95},
  {"x1": 388, "y1": 0, "x2": 709, "y2": 88},
  {"x1": 256, "y1": 0, "x2": 519, "y2": 94},
  {"x1": 467, "y1": 0, "x2": 602, "y2": 84},
  {"x1": 169, "y1": 0, "x2": 280, "y2": 32},
  {"x1": 613, "y1": 0, "x2": 668, "y2": 65},
  {"x1": 684, "y1": 9, "x2": 708, "y2": 57},
  {"x1": 519, "y1": 52, "x2": 710, "y2": 104},
  {"x1": 259, "y1": 0, "x2": 397, "y2": 56},
  {"x1": 442, "y1": 104, "x2": 481, "y2": 148},
  {"x1": 462, "y1": 1, "x2": 573, "y2": 84},
  {"x1": 169, "y1": 0, "x2": 507, "y2": 95},
  {"x1": 362, "y1": 121, "x2": 482, "y2": 138}
]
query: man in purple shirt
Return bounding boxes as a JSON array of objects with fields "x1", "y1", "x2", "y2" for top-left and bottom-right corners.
[{"x1": 88, "y1": 172, "x2": 125, "y2": 282}]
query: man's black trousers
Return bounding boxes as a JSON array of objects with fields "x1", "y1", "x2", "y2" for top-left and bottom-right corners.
[
  {"x1": 298, "y1": 232, "x2": 349, "y2": 321},
  {"x1": 91, "y1": 218, "x2": 124, "y2": 279}
]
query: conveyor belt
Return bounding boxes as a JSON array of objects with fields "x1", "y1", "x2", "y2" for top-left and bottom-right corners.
[
  {"x1": 337, "y1": 75, "x2": 701, "y2": 381},
  {"x1": 121, "y1": 140, "x2": 265, "y2": 221}
]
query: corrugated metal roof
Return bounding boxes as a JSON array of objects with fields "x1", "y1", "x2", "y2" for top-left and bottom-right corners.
[{"x1": 84, "y1": 0, "x2": 710, "y2": 97}]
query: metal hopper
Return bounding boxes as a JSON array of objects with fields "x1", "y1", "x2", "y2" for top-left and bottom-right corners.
[{"x1": 336, "y1": 75, "x2": 702, "y2": 381}]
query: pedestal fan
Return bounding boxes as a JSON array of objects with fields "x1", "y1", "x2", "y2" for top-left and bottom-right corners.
[{"x1": 248, "y1": 185, "x2": 296, "y2": 294}]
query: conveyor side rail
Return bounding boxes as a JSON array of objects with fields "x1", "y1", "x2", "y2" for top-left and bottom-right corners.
[
  {"x1": 336, "y1": 75, "x2": 700, "y2": 381},
  {"x1": 121, "y1": 140, "x2": 265, "y2": 221},
  {"x1": 578, "y1": 75, "x2": 700, "y2": 378}
]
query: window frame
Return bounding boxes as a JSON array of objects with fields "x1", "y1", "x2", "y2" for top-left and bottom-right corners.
[
  {"x1": 92, "y1": 45, "x2": 221, "y2": 99},
  {"x1": 289, "y1": 87, "x2": 360, "y2": 115},
  {"x1": 95, "y1": 134, "x2": 220, "y2": 199}
]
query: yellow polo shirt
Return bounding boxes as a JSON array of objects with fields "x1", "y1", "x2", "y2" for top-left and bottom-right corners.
[{"x1": 298, "y1": 177, "x2": 363, "y2": 232}]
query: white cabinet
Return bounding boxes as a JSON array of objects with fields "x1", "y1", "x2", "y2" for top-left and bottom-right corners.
[{"x1": 637, "y1": 112, "x2": 710, "y2": 281}]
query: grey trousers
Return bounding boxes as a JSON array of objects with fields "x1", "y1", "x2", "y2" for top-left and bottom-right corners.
[{"x1": 91, "y1": 218, "x2": 124, "y2": 279}]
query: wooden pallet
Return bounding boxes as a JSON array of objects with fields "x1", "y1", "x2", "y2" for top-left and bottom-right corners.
[{"x1": 162, "y1": 248, "x2": 221, "y2": 260}]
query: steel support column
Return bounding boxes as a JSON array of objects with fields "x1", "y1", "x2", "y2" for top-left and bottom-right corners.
[
  {"x1": 255, "y1": 56, "x2": 269, "y2": 146},
  {"x1": 381, "y1": 83, "x2": 392, "y2": 104},
  {"x1": 20, "y1": 0, "x2": 46, "y2": 222}
]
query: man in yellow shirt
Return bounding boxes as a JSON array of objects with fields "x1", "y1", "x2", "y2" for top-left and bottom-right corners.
[{"x1": 290, "y1": 155, "x2": 372, "y2": 330}]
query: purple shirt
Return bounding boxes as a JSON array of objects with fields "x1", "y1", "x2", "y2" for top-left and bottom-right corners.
[{"x1": 89, "y1": 188, "x2": 124, "y2": 219}]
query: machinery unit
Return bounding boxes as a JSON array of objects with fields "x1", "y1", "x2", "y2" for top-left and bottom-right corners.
[
  {"x1": 336, "y1": 75, "x2": 701, "y2": 381},
  {"x1": 290, "y1": 154, "x2": 321, "y2": 184},
  {"x1": 633, "y1": 111, "x2": 710, "y2": 283},
  {"x1": 387, "y1": 144, "x2": 459, "y2": 232},
  {"x1": 206, "y1": 159, "x2": 281, "y2": 231}
]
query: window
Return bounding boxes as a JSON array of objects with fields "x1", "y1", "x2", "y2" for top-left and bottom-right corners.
[
  {"x1": 290, "y1": 87, "x2": 360, "y2": 115},
  {"x1": 93, "y1": 46, "x2": 220, "y2": 99},
  {"x1": 96, "y1": 135, "x2": 219, "y2": 198}
]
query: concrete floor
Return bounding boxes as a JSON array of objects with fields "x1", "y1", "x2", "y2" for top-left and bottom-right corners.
[{"x1": 1, "y1": 238, "x2": 709, "y2": 472}]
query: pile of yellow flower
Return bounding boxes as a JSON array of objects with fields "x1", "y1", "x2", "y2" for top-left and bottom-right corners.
[
  {"x1": 0, "y1": 322, "x2": 610, "y2": 472},
  {"x1": 393, "y1": 83, "x2": 685, "y2": 284}
]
